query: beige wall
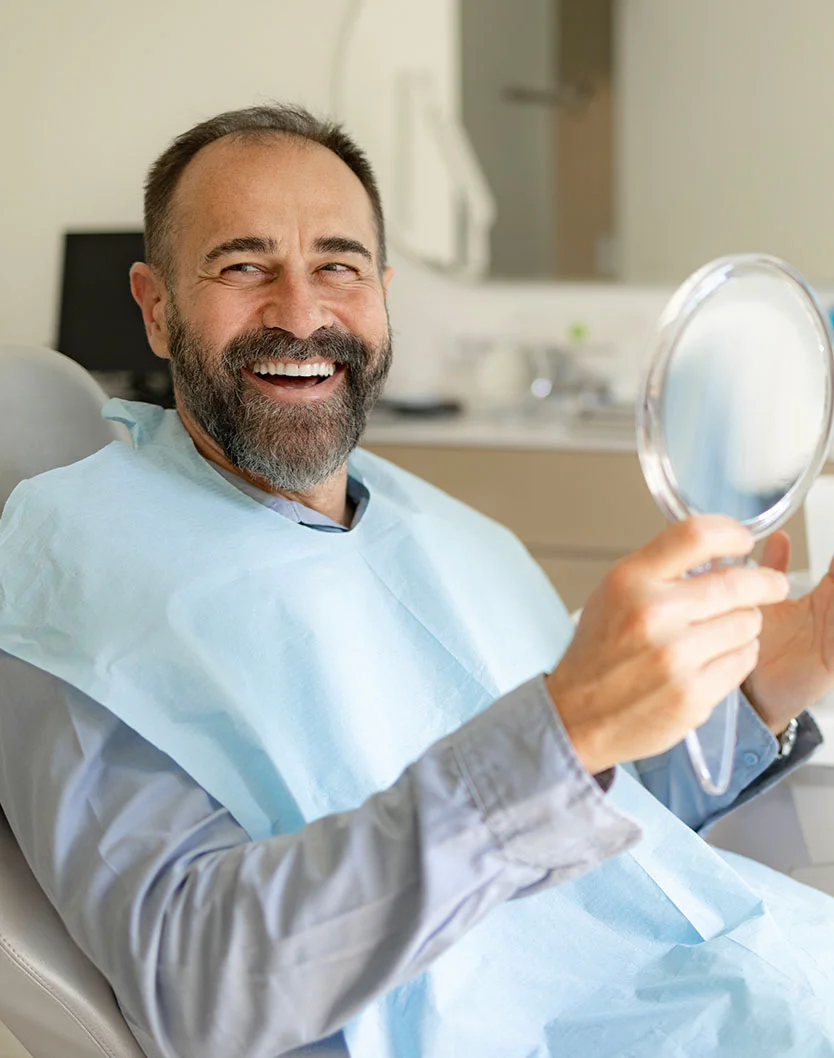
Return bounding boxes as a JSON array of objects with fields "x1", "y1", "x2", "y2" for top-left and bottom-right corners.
[
  {"x1": 616, "y1": 0, "x2": 834, "y2": 284},
  {"x1": 0, "y1": 0, "x2": 458, "y2": 348}
]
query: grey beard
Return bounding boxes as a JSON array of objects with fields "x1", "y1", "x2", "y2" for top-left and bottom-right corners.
[{"x1": 166, "y1": 312, "x2": 392, "y2": 493}]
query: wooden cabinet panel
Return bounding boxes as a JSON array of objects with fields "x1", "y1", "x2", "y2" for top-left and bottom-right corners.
[
  {"x1": 530, "y1": 553, "x2": 615, "y2": 613},
  {"x1": 364, "y1": 444, "x2": 828, "y2": 580},
  {"x1": 364, "y1": 445, "x2": 667, "y2": 554}
]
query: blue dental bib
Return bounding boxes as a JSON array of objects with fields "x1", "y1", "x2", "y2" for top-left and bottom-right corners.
[{"x1": 1, "y1": 400, "x2": 833, "y2": 1057}]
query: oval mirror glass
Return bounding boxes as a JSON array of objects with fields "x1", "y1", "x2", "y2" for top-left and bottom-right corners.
[{"x1": 637, "y1": 254, "x2": 834, "y2": 793}]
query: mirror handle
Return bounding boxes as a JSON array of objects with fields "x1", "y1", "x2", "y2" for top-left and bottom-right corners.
[{"x1": 685, "y1": 688, "x2": 740, "y2": 797}]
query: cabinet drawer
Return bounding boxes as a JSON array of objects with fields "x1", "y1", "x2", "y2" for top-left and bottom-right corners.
[{"x1": 364, "y1": 445, "x2": 667, "y2": 554}]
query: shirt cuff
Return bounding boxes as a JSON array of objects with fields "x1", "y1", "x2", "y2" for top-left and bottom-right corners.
[
  {"x1": 449, "y1": 675, "x2": 642, "y2": 878},
  {"x1": 730, "y1": 703, "x2": 823, "y2": 795},
  {"x1": 680, "y1": 698, "x2": 821, "y2": 834}
]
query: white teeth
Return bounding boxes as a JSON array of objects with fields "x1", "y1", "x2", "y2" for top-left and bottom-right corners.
[{"x1": 251, "y1": 360, "x2": 337, "y2": 378}]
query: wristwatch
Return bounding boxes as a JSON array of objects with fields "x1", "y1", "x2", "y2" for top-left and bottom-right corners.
[{"x1": 777, "y1": 717, "x2": 799, "y2": 759}]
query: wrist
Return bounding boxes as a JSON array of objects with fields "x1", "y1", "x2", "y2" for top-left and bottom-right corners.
[
  {"x1": 544, "y1": 669, "x2": 612, "y2": 776},
  {"x1": 741, "y1": 677, "x2": 792, "y2": 738}
]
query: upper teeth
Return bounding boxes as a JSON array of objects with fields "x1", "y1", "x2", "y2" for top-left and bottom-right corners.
[{"x1": 251, "y1": 361, "x2": 336, "y2": 378}]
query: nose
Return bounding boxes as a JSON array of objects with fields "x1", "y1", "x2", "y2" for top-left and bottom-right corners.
[{"x1": 260, "y1": 273, "x2": 335, "y2": 340}]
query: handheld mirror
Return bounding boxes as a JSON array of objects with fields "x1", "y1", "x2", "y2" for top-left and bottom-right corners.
[{"x1": 637, "y1": 254, "x2": 834, "y2": 794}]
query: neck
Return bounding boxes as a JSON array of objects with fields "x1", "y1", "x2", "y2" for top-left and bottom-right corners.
[{"x1": 175, "y1": 402, "x2": 353, "y2": 528}]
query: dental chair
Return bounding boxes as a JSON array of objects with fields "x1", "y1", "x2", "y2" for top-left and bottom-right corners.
[{"x1": 0, "y1": 345, "x2": 146, "y2": 1057}]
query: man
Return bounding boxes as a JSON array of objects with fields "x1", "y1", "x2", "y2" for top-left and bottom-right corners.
[{"x1": 1, "y1": 104, "x2": 833, "y2": 1058}]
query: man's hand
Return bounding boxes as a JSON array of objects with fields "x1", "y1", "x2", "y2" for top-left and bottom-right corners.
[
  {"x1": 546, "y1": 516, "x2": 789, "y2": 775},
  {"x1": 743, "y1": 530, "x2": 834, "y2": 735}
]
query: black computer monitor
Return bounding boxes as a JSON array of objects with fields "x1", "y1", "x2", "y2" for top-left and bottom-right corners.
[
  {"x1": 57, "y1": 231, "x2": 158, "y2": 372},
  {"x1": 57, "y1": 231, "x2": 173, "y2": 404}
]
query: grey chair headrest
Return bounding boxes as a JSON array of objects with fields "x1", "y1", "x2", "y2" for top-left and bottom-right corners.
[{"x1": 0, "y1": 345, "x2": 129, "y2": 510}]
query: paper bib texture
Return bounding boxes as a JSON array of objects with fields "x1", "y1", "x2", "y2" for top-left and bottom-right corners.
[{"x1": 1, "y1": 400, "x2": 833, "y2": 1057}]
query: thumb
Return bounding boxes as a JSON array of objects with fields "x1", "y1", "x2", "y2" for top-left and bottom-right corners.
[{"x1": 761, "y1": 530, "x2": 791, "y2": 574}]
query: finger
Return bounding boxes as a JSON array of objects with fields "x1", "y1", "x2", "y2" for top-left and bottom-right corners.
[
  {"x1": 688, "y1": 641, "x2": 761, "y2": 727},
  {"x1": 760, "y1": 530, "x2": 791, "y2": 575},
  {"x1": 627, "y1": 516, "x2": 754, "y2": 583},
  {"x1": 665, "y1": 563, "x2": 788, "y2": 626},
  {"x1": 656, "y1": 606, "x2": 763, "y2": 685}
]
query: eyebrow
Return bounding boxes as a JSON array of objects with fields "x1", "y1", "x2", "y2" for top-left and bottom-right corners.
[
  {"x1": 201, "y1": 234, "x2": 374, "y2": 267},
  {"x1": 202, "y1": 235, "x2": 278, "y2": 265},
  {"x1": 313, "y1": 236, "x2": 374, "y2": 265}
]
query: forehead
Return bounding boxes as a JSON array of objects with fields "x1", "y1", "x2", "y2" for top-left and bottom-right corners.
[{"x1": 169, "y1": 133, "x2": 378, "y2": 262}]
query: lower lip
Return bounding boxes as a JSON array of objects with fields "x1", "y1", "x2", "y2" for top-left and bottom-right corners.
[{"x1": 242, "y1": 366, "x2": 345, "y2": 402}]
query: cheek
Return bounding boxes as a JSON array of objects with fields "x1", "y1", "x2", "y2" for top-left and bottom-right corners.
[
  {"x1": 333, "y1": 288, "x2": 389, "y2": 343},
  {"x1": 186, "y1": 293, "x2": 257, "y2": 350}
]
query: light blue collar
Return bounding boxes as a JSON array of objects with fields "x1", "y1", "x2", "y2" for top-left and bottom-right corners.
[{"x1": 210, "y1": 463, "x2": 370, "y2": 531}]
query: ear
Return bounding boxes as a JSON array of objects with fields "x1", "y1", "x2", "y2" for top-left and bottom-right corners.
[
  {"x1": 130, "y1": 262, "x2": 171, "y2": 360},
  {"x1": 382, "y1": 265, "x2": 395, "y2": 295}
]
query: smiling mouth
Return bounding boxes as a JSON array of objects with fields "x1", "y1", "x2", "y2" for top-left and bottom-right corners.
[{"x1": 247, "y1": 360, "x2": 343, "y2": 389}]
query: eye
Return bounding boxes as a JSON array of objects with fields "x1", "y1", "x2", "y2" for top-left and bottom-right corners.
[
  {"x1": 319, "y1": 262, "x2": 357, "y2": 275},
  {"x1": 222, "y1": 262, "x2": 265, "y2": 275}
]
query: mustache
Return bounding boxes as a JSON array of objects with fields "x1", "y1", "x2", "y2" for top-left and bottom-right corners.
[{"x1": 221, "y1": 328, "x2": 370, "y2": 372}]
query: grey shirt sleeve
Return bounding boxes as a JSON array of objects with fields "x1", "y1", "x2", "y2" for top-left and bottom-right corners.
[{"x1": 0, "y1": 655, "x2": 639, "y2": 1058}]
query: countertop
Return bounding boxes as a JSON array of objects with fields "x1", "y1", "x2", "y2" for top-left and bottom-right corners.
[
  {"x1": 363, "y1": 407, "x2": 638, "y2": 453},
  {"x1": 364, "y1": 407, "x2": 834, "y2": 465}
]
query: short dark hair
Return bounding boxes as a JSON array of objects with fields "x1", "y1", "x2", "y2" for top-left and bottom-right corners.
[{"x1": 143, "y1": 103, "x2": 387, "y2": 283}]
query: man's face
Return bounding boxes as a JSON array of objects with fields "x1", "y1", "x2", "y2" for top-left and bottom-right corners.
[{"x1": 141, "y1": 134, "x2": 393, "y2": 493}]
